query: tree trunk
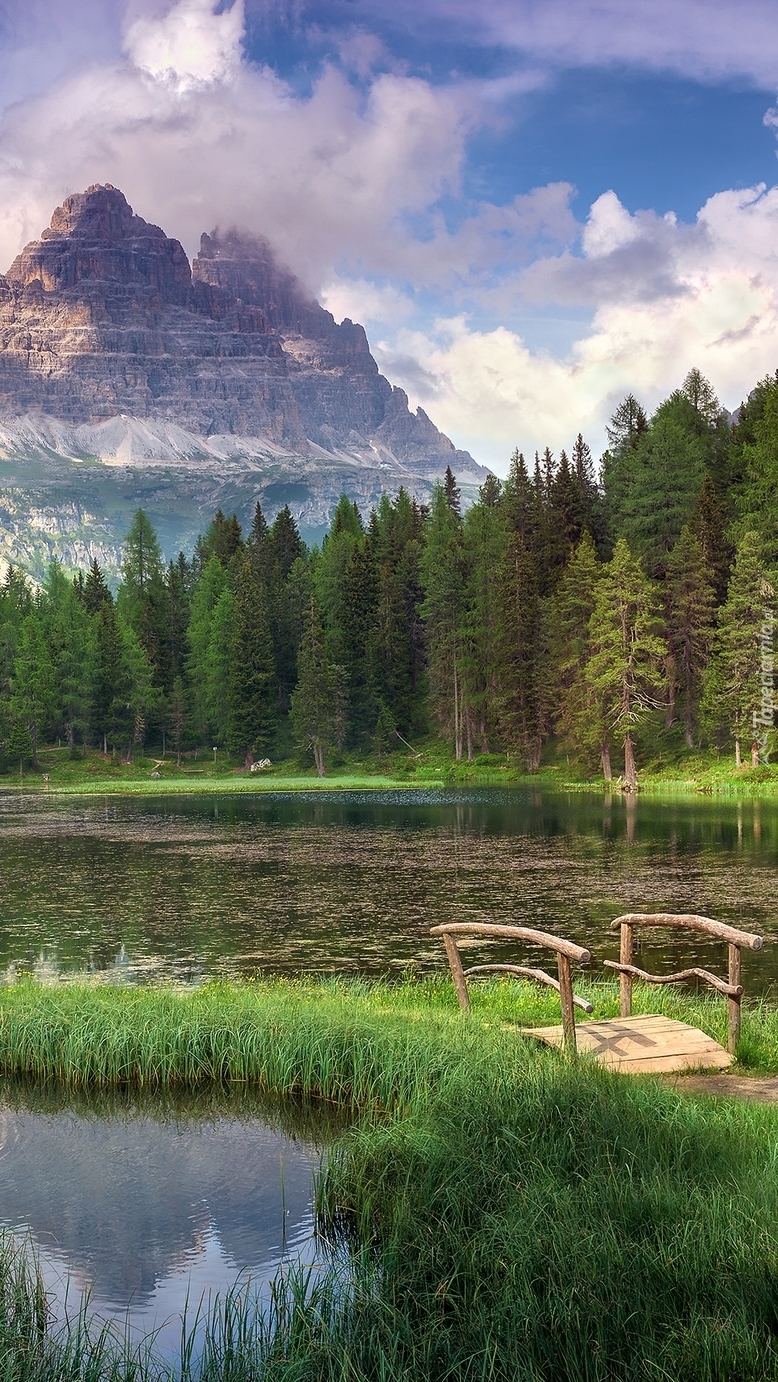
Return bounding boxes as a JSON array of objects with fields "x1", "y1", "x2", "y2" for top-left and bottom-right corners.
[
  {"x1": 752, "y1": 739, "x2": 760, "y2": 768},
  {"x1": 313, "y1": 742, "x2": 326, "y2": 777},
  {"x1": 66, "y1": 723, "x2": 74, "y2": 752},
  {"x1": 735, "y1": 737, "x2": 742, "y2": 769},
  {"x1": 600, "y1": 742, "x2": 612, "y2": 782},
  {"x1": 623, "y1": 731, "x2": 637, "y2": 792},
  {"x1": 465, "y1": 707, "x2": 474, "y2": 763},
  {"x1": 683, "y1": 648, "x2": 694, "y2": 747},
  {"x1": 453, "y1": 660, "x2": 462, "y2": 761},
  {"x1": 480, "y1": 716, "x2": 489, "y2": 755},
  {"x1": 103, "y1": 733, "x2": 108, "y2": 756},
  {"x1": 665, "y1": 655, "x2": 675, "y2": 728},
  {"x1": 30, "y1": 719, "x2": 37, "y2": 770}
]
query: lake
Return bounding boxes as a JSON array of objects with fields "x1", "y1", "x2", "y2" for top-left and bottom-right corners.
[
  {"x1": 0, "y1": 1081, "x2": 336, "y2": 1358},
  {"x1": 0, "y1": 786, "x2": 776, "y2": 990}
]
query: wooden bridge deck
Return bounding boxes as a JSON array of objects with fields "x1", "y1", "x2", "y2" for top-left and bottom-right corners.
[{"x1": 521, "y1": 1014, "x2": 733, "y2": 1073}]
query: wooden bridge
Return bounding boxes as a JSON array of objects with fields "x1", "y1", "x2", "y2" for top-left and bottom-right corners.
[{"x1": 431, "y1": 913, "x2": 764, "y2": 1074}]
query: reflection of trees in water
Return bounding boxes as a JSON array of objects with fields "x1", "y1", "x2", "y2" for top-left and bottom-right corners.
[
  {"x1": 0, "y1": 791, "x2": 775, "y2": 985},
  {"x1": 0, "y1": 1082, "x2": 328, "y2": 1307}
]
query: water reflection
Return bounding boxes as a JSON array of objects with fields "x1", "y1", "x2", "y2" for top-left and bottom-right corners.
[
  {"x1": 0, "y1": 788, "x2": 775, "y2": 988},
  {"x1": 0, "y1": 1082, "x2": 337, "y2": 1355}
]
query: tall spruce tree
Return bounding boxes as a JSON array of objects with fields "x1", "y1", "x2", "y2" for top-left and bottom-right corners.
[
  {"x1": 702, "y1": 532, "x2": 773, "y2": 767},
  {"x1": 550, "y1": 534, "x2": 606, "y2": 771},
  {"x1": 226, "y1": 556, "x2": 277, "y2": 764},
  {"x1": 584, "y1": 539, "x2": 665, "y2": 790},
  {"x1": 665, "y1": 526, "x2": 715, "y2": 747},
  {"x1": 291, "y1": 594, "x2": 336, "y2": 776},
  {"x1": 421, "y1": 482, "x2": 467, "y2": 758},
  {"x1": 495, "y1": 531, "x2": 545, "y2": 770}
]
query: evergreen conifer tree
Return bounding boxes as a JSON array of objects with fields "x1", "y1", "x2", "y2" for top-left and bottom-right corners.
[
  {"x1": 291, "y1": 595, "x2": 336, "y2": 776},
  {"x1": 665, "y1": 526, "x2": 715, "y2": 747},
  {"x1": 584, "y1": 539, "x2": 665, "y2": 790},
  {"x1": 226, "y1": 556, "x2": 277, "y2": 764},
  {"x1": 703, "y1": 532, "x2": 773, "y2": 767}
]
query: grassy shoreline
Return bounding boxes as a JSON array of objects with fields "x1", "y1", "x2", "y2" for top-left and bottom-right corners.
[
  {"x1": 4, "y1": 741, "x2": 778, "y2": 798},
  {"x1": 3, "y1": 977, "x2": 778, "y2": 1378}
]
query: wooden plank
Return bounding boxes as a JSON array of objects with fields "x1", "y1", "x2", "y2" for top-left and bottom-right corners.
[{"x1": 520, "y1": 1015, "x2": 733, "y2": 1074}]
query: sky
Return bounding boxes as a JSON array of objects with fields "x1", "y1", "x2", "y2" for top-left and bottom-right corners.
[{"x1": 1, "y1": 0, "x2": 778, "y2": 473}]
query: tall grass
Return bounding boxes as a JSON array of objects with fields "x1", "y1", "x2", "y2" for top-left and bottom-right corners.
[{"x1": 3, "y1": 977, "x2": 778, "y2": 1379}]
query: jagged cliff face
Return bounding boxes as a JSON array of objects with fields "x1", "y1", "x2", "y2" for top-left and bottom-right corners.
[{"x1": 0, "y1": 185, "x2": 486, "y2": 571}]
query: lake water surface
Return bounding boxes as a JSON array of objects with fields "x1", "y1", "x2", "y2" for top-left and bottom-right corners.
[{"x1": 0, "y1": 787, "x2": 776, "y2": 989}]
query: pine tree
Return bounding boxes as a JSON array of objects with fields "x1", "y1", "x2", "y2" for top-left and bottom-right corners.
[
  {"x1": 117, "y1": 510, "x2": 170, "y2": 688},
  {"x1": 205, "y1": 588, "x2": 236, "y2": 742},
  {"x1": 10, "y1": 611, "x2": 55, "y2": 768},
  {"x1": 461, "y1": 492, "x2": 507, "y2": 755},
  {"x1": 341, "y1": 540, "x2": 379, "y2": 746},
  {"x1": 584, "y1": 540, "x2": 665, "y2": 790},
  {"x1": 226, "y1": 556, "x2": 277, "y2": 764},
  {"x1": 81, "y1": 559, "x2": 112, "y2": 616},
  {"x1": 91, "y1": 598, "x2": 123, "y2": 754},
  {"x1": 421, "y1": 483, "x2": 467, "y2": 758},
  {"x1": 703, "y1": 532, "x2": 773, "y2": 767},
  {"x1": 42, "y1": 562, "x2": 94, "y2": 752},
  {"x1": 291, "y1": 595, "x2": 336, "y2": 776},
  {"x1": 118, "y1": 622, "x2": 158, "y2": 761},
  {"x1": 495, "y1": 531, "x2": 545, "y2": 770},
  {"x1": 549, "y1": 535, "x2": 606, "y2": 771},
  {"x1": 187, "y1": 555, "x2": 230, "y2": 740},
  {"x1": 616, "y1": 400, "x2": 707, "y2": 579},
  {"x1": 665, "y1": 526, "x2": 715, "y2": 747}
]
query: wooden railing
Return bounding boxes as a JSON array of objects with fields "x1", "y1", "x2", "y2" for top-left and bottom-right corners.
[
  {"x1": 430, "y1": 922, "x2": 591, "y2": 1052},
  {"x1": 604, "y1": 913, "x2": 764, "y2": 1053}
]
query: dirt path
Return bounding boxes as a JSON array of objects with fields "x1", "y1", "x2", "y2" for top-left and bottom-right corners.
[{"x1": 666, "y1": 1073, "x2": 778, "y2": 1102}]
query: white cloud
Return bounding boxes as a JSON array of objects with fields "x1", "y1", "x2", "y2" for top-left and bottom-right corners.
[
  {"x1": 320, "y1": 278, "x2": 415, "y2": 329},
  {"x1": 0, "y1": 2, "x2": 487, "y2": 293},
  {"x1": 381, "y1": 185, "x2": 778, "y2": 472},
  {"x1": 123, "y1": 0, "x2": 245, "y2": 89},
  {"x1": 1, "y1": 0, "x2": 778, "y2": 480},
  {"x1": 356, "y1": 0, "x2": 778, "y2": 89}
]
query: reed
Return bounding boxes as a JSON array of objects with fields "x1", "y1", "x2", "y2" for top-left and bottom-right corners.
[{"x1": 3, "y1": 977, "x2": 778, "y2": 1379}]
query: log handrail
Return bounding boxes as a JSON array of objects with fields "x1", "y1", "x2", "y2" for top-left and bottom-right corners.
[
  {"x1": 464, "y1": 963, "x2": 594, "y2": 1013},
  {"x1": 431, "y1": 922, "x2": 591, "y2": 964},
  {"x1": 430, "y1": 921, "x2": 591, "y2": 1052},
  {"x1": 603, "y1": 961, "x2": 742, "y2": 999},
  {"x1": 609, "y1": 912, "x2": 764, "y2": 1054},
  {"x1": 610, "y1": 913, "x2": 763, "y2": 951}
]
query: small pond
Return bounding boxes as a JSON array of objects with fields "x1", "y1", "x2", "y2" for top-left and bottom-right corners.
[{"x1": 0, "y1": 1082, "x2": 338, "y2": 1357}]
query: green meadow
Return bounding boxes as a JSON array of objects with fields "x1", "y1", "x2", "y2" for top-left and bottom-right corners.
[{"x1": 2, "y1": 976, "x2": 778, "y2": 1380}]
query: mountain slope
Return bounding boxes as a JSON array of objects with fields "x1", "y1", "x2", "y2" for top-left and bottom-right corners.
[{"x1": 0, "y1": 185, "x2": 485, "y2": 570}]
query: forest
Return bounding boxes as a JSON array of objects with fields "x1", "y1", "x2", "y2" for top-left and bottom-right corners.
[{"x1": 1, "y1": 365, "x2": 778, "y2": 786}]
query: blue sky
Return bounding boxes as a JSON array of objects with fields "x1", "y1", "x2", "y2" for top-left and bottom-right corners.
[{"x1": 1, "y1": 0, "x2": 778, "y2": 470}]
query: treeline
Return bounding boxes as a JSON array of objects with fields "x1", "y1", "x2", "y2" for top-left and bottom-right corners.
[{"x1": 2, "y1": 365, "x2": 778, "y2": 782}]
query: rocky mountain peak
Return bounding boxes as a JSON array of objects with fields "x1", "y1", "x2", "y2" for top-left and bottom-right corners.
[
  {"x1": 194, "y1": 229, "x2": 343, "y2": 343},
  {"x1": 6, "y1": 184, "x2": 191, "y2": 300},
  {"x1": 0, "y1": 185, "x2": 487, "y2": 567}
]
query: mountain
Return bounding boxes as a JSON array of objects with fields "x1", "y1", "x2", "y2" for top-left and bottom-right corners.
[{"x1": 0, "y1": 185, "x2": 487, "y2": 574}]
